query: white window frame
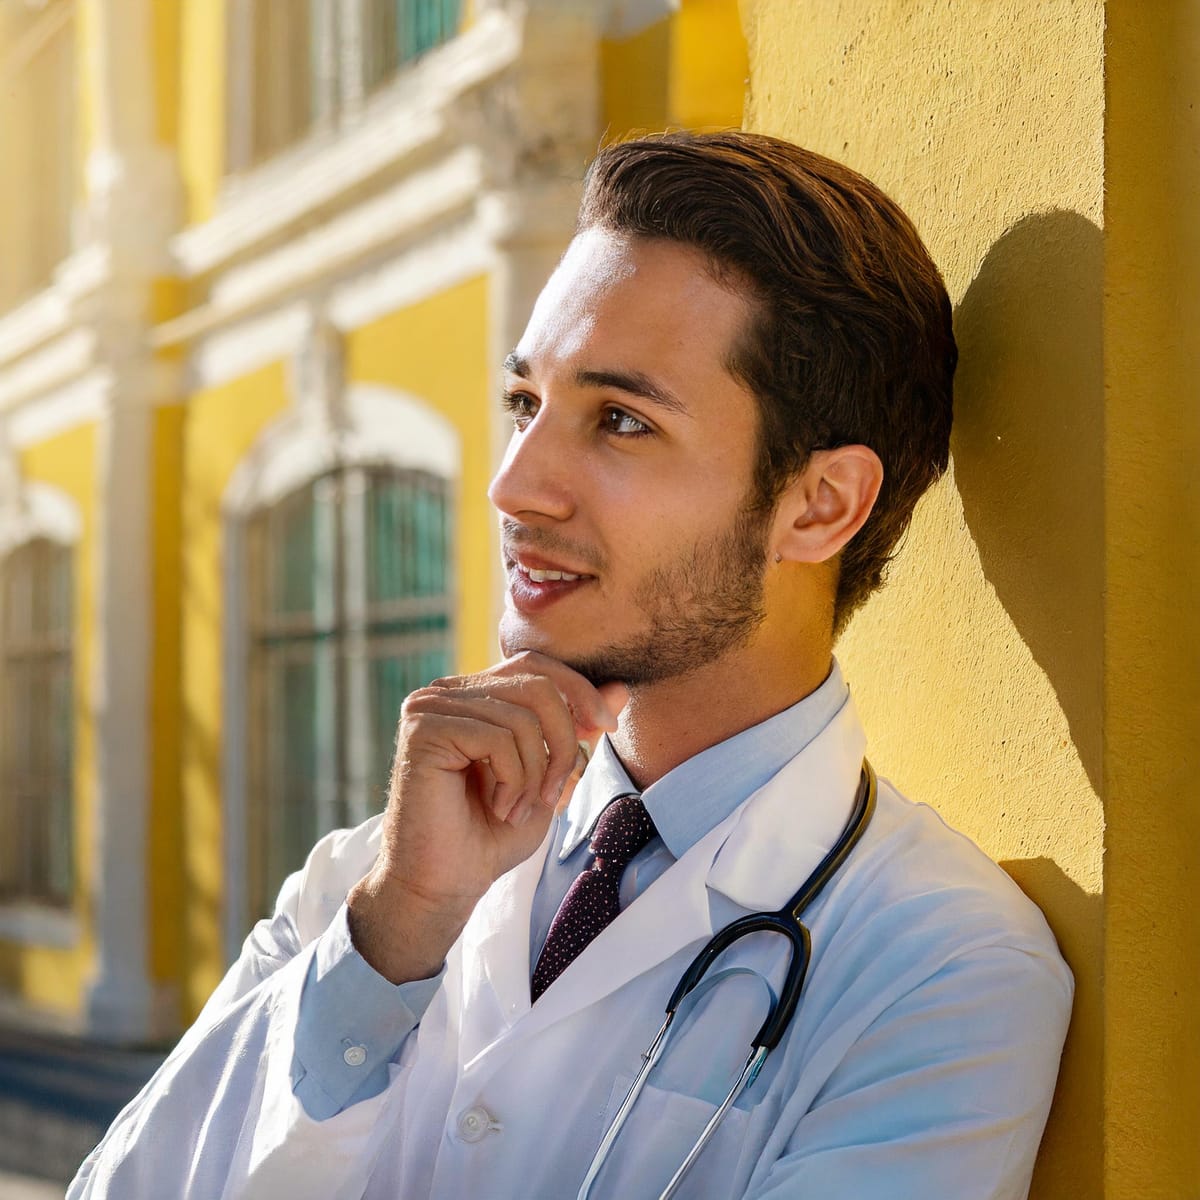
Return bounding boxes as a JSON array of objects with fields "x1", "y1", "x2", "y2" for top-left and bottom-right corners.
[{"x1": 221, "y1": 383, "x2": 460, "y2": 955}]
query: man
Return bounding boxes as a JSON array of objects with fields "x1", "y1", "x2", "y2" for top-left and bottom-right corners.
[{"x1": 72, "y1": 132, "x2": 1071, "y2": 1199}]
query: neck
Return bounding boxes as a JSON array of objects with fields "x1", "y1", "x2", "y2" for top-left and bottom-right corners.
[{"x1": 608, "y1": 638, "x2": 833, "y2": 791}]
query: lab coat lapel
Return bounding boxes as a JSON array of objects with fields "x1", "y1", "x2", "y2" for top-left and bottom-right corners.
[
  {"x1": 517, "y1": 827, "x2": 720, "y2": 1035},
  {"x1": 456, "y1": 826, "x2": 552, "y2": 1061},
  {"x1": 521, "y1": 692, "x2": 868, "y2": 1031},
  {"x1": 706, "y1": 694, "x2": 867, "y2": 911}
]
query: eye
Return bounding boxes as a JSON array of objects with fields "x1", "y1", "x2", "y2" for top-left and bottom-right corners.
[
  {"x1": 602, "y1": 407, "x2": 651, "y2": 437},
  {"x1": 501, "y1": 390, "x2": 538, "y2": 430}
]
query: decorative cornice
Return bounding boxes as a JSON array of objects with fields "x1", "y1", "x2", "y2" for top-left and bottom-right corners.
[{"x1": 172, "y1": 7, "x2": 522, "y2": 279}]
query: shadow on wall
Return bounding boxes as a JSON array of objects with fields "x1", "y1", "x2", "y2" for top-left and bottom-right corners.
[
  {"x1": 952, "y1": 211, "x2": 1105, "y2": 796},
  {"x1": 1001, "y1": 857, "x2": 1102, "y2": 1200},
  {"x1": 955, "y1": 214, "x2": 1105, "y2": 1199}
]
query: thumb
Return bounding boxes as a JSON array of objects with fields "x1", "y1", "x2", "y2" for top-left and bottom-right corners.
[{"x1": 556, "y1": 684, "x2": 628, "y2": 813}]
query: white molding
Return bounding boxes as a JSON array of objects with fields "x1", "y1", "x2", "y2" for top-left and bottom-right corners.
[
  {"x1": 187, "y1": 302, "x2": 311, "y2": 391},
  {"x1": 0, "y1": 904, "x2": 79, "y2": 949},
  {"x1": 220, "y1": 380, "x2": 461, "y2": 959},
  {"x1": 208, "y1": 146, "x2": 485, "y2": 316},
  {"x1": 0, "y1": 328, "x2": 97, "y2": 412},
  {"x1": 5, "y1": 370, "x2": 109, "y2": 447},
  {"x1": 0, "y1": 245, "x2": 112, "y2": 370},
  {"x1": 223, "y1": 386, "x2": 461, "y2": 517},
  {"x1": 0, "y1": 480, "x2": 81, "y2": 556},
  {"x1": 173, "y1": 8, "x2": 521, "y2": 279},
  {"x1": 326, "y1": 216, "x2": 493, "y2": 332}
]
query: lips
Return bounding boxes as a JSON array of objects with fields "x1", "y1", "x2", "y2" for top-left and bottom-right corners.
[{"x1": 505, "y1": 552, "x2": 595, "y2": 615}]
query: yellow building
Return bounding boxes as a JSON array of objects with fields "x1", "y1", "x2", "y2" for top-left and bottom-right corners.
[
  {"x1": 0, "y1": 0, "x2": 745, "y2": 1032},
  {"x1": 1, "y1": 1, "x2": 1196, "y2": 1197}
]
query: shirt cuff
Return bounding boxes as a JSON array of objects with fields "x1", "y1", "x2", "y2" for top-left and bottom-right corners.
[{"x1": 292, "y1": 903, "x2": 444, "y2": 1120}]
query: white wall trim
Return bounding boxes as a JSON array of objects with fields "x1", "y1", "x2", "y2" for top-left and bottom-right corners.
[
  {"x1": 0, "y1": 328, "x2": 98, "y2": 414},
  {"x1": 211, "y1": 147, "x2": 485, "y2": 315},
  {"x1": 0, "y1": 904, "x2": 79, "y2": 949},
  {"x1": 0, "y1": 480, "x2": 82, "y2": 557},
  {"x1": 4, "y1": 369, "x2": 109, "y2": 448},
  {"x1": 173, "y1": 7, "x2": 520, "y2": 279},
  {"x1": 326, "y1": 217, "x2": 493, "y2": 333},
  {"x1": 187, "y1": 303, "x2": 312, "y2": 392}
]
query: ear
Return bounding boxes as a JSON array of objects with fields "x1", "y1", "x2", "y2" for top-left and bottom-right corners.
[{"x1": 772, "y1": 445, "x2": 883, "y2": 564}]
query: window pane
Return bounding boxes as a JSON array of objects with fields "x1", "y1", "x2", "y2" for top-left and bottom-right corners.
[
  {"x1": 367, "y1": 470, "x2": 451, "y2": 604},
  {"x1": 249, "y1": 0, "x2": 316, "y2": 164},
  {"x1": 0, "y1": 539, "x2": 74, "y2": 905}
]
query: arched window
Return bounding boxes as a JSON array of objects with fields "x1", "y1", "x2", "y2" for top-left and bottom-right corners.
[
  {"x1": 0, "y1": 537, "x2": 74, "y2": 906},
  {"x1": 224, "y1": 382, "x2": 460, "y2": 934}
]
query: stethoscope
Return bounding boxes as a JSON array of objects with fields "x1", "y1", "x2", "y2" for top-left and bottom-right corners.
[{"x1": 577, "y1": 759, "x2": 878, "y2": 1200}]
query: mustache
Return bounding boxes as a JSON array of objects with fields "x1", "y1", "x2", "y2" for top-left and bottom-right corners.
[{"x1": 501, "y1": 520, "x2": 605, "y2": 573}]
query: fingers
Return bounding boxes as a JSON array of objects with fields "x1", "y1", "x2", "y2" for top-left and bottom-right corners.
[
  {"x1": 403, "y1": 691, "x2": 555, "y2": 823},
  {"x1": 488, "y1": 651, "x2": 626, "y2": 735},
  {"x1": 402, "y1": 653, "x2": 632, "y2": 829}
]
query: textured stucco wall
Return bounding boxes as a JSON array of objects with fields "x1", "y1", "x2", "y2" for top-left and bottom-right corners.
[{"x1": 743, "y1": 2, "x2": 1106, "y2": 1196}]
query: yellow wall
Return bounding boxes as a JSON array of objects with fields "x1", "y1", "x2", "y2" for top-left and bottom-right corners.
[
  {"x1": 601, "y1": 0, "x2": 746, "y2": 138},
  {"x1": 0, "y1": 425, "x2": 98, "y2": 1017},
  {"x1": 1102, "y1": 3, "x2": 1200, "y2": 1196},
  {"x1": 178, "y1": 0, "x2": 225, "y2": 223},
  {"x1": 180, "y1": 363, "x2": 289, "y2": 1014},
  {"x1": 346, "y1": 275, "x2": 494, "y2": 674},
  {"x1": 744, "y1": 1, "x2": 1107, "y2": 1195}
]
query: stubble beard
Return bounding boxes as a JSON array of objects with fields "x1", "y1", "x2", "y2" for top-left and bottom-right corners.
[{"x1": 513, "y1": 501, "x2": 772, "y2": 689}]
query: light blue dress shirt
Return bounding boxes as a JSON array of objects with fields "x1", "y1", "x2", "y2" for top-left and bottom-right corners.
[{"x1": 291, "y1": 664, "x2": 849, "y2": 1119}]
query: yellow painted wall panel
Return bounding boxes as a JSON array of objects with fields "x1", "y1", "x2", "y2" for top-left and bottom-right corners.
[
  {"x1": 1102, "y1": 3, "x2": 1200, "y2": 1196},
  {"x1": 744, "y1": 2, "x2": 1105, "y2": 1195},
  {"x1": 0, "y1": 425, "x2": 99, "y2": 1016},
  {"x1": 671, "y1": 0, "x2": 746, "y2": 128},
  {"x1": 601, "y1": 18, "x2": 671, "y2": 139},
  {"x1": 178, "y1": 0, "x2": 225, "y2": 223},
  {"x1": 346, "y1": 276, "x2": 495, "y2": 675},
  {"x1": 180, "y1": 363, "x2": 289, "y2": 1014},
  {"x1": 151, "y1": 0, "x2": 181, "y2": 147}
]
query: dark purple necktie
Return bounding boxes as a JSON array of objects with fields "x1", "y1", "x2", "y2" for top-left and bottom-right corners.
[{"x1": 531, "y1": 794, "x2": 657, "y2": 1001}]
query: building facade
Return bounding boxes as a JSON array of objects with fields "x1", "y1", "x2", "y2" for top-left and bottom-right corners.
[{"x1": 0, "y1": 0, "x2": 746, "y2": 1040}]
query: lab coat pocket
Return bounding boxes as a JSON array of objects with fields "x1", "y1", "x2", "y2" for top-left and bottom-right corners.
[{"x1": 593, "y1": 1075, "x2": 752, "y2": 1200}]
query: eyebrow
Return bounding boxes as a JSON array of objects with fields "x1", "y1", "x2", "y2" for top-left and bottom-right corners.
[{"x1": 503, "y1": 353, "x2": 689, "y2": 417}]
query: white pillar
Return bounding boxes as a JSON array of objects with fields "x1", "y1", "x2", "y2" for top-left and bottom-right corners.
[{"x1": 79, "y1": 0, "x2": 182, "y2": 1042}]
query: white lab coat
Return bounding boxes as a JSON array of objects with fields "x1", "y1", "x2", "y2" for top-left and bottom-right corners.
[{"x1": 72, "y1": 699, "x2": 1072, "y2": 1199}]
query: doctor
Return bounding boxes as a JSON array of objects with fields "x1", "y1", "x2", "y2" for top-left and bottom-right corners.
[{"x1": 72, "y1": 132, "x2": 1071, "y2": 1199}]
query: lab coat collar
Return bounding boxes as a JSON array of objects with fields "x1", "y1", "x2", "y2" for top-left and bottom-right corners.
[
  {"x1": 455, "y1": 688, "x2": 867, "y2": 1060},
  {"x1": 560, "y1": 660, "x2": 850, "y2": 861}
]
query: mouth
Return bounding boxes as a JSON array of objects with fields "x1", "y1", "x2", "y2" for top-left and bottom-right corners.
[{"x1": 505, "y1": 552, "x2": 597, "y2": 614}]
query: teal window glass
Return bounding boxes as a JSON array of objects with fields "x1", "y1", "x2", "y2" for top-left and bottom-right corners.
[
  {"x1": 0, "y1": 539, "x2": 74, "y2": 906},
  {"x1": 362, "y1": 0, "x2": 463, "y2": 93},
  {"x1": 246, "y1": 466, "x2": 453, "y2": 916}
]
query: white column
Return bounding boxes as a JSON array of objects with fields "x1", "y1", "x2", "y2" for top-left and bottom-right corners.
[{"x1": 79, "y1": 0, "x2": 182, "y2": 1042}]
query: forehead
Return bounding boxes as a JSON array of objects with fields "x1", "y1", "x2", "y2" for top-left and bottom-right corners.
[{"x1": 514, "y1": 228, "x2": 755, "y2": 383}]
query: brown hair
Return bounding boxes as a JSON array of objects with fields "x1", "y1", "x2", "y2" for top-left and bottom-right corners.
[{"x1": 578, "y1": 131, "x2": 956, "y2": 636}]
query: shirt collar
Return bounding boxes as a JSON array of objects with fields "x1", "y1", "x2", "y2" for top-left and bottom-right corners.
[{"x1": 560, "y1": 659, "x2": 850, "y2": 861}]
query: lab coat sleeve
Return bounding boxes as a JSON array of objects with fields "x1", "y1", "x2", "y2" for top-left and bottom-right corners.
[
  {"x1": 747, "y1": 942, "x2": 1073, "y2": 1200},
  {"x1": 68, "y1": 820, "x2": 430, "y2": 1199}
]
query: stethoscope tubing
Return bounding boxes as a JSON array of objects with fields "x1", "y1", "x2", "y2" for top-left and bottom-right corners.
[{"x1": 576, "y1": 760, "x2": 878, "y2": 1200}]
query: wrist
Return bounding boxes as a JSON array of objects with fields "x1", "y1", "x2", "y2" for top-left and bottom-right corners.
[{"x1": 346, "y1": 870, "x2": 478, "y2": 985}]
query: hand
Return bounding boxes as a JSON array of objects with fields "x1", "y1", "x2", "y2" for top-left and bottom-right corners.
[{"x1": 347, "y1": 651, "x2": 629, "y2": 984}]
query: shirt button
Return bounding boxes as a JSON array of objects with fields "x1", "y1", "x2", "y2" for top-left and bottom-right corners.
[
  {"x1": 456, "y1": 1104, "x2": 500, "y2": 1143},
  {"x1": 343, "y1": 1044, "x2": 368, "y2": 1067}
]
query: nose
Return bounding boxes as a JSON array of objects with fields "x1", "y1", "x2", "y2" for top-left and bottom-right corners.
[{"x1": 488, "y1": 411, "x2": 576, "y2": 523}]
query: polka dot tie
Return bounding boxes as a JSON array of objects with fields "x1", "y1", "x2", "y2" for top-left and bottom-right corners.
[{"x1": 531, "y1": 794, "x2": 657, "y2": 1002}]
